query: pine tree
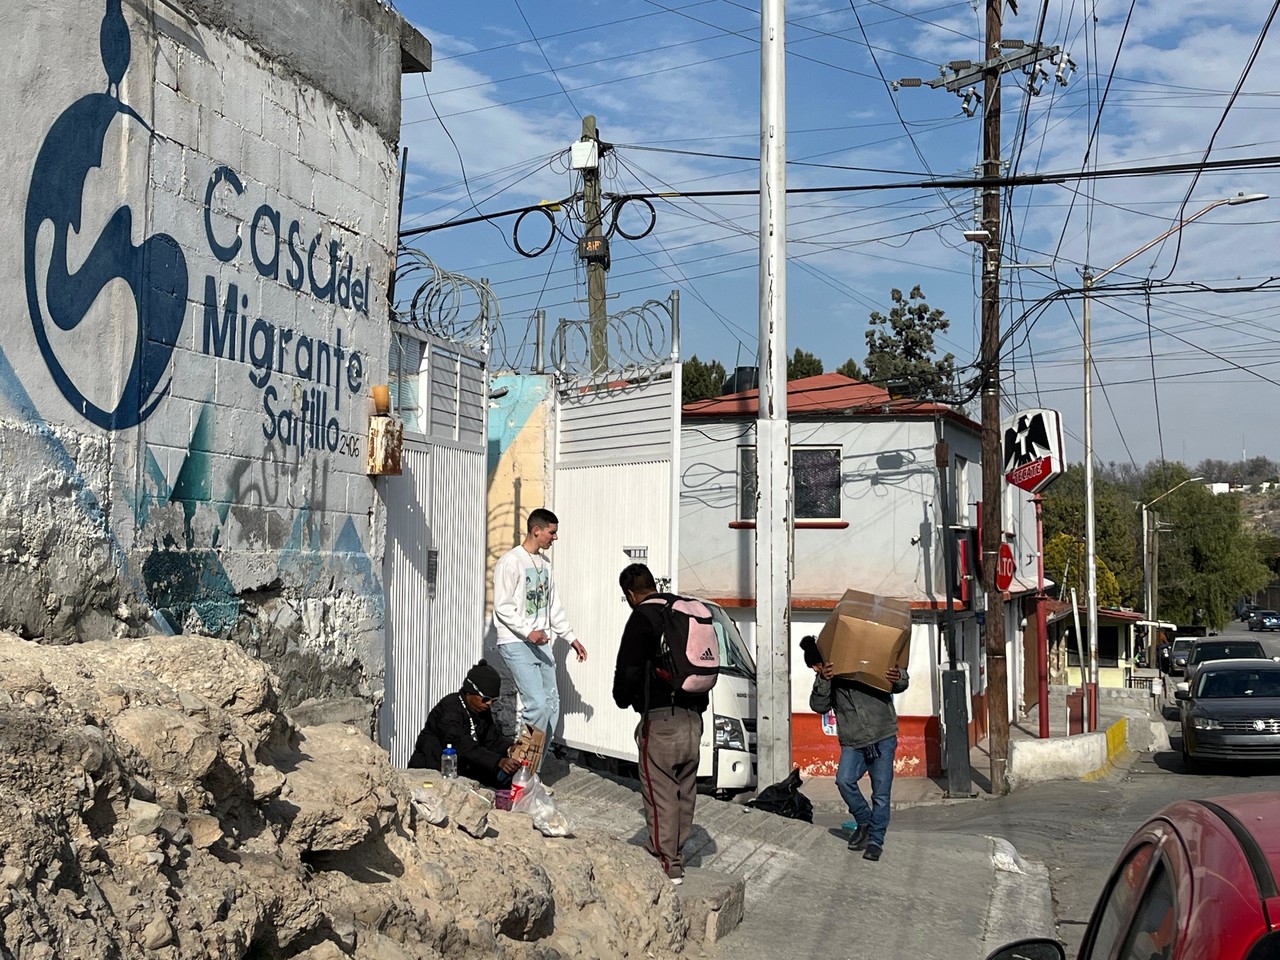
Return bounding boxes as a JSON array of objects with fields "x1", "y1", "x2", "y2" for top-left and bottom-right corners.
[
  {"x1": 836, "y1": 358, "x2": 864, "y2": 380},
  {"x1": 682, "y1": 355, "x2": 727, "y2": 401},
  {"x1": 787, "y1": 348, "x2": 824, "y2": 381},
  {"x1": 864, "y1": 286, "x2": 956, "y2": 398}
]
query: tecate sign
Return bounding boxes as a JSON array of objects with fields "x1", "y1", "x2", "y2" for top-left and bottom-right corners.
[{"x1": 1001, "y1": 408, "x2": 1065, "y2": 494}]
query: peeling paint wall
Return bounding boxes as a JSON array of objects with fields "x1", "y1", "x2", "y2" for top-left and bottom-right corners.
[{"x1": 0, "y1": 0, "x2": 424, "y2": 710}]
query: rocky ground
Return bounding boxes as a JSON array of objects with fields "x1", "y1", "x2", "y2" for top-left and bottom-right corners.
[{"x1": 0, "y1": 633, "x2": 703, "y2": 959}]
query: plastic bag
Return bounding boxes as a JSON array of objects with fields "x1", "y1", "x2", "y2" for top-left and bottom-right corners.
[
  {"x1": 511, "y1": 773, "x2": 555, "y2": 818},
  {"x1": 746, "y1": 768, "x2": 814, "y2": 822},
  {"x1": 533, "y1": 807, "x2": 574, "y2": 838},
  {"x1": 410, "y1": 786, "x2": 448, "y2": 826}
]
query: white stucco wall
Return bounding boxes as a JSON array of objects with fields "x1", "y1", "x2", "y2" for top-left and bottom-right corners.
[
  {"x1": 680, "y1": 415, "x2": 976, "y2": 601},
  {"x1": 0, "y1": 0, "x2": 419, "y2": 706}
]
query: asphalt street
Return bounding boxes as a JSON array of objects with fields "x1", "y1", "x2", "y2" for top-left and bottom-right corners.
[{"x1": 896, "y1": 617, "x2": 1280, "y2": 957}]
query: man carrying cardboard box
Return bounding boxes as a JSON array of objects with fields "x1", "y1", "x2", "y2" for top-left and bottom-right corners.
[{"x1": 802, "y1": 629, "x2": 910, "y2": 863}]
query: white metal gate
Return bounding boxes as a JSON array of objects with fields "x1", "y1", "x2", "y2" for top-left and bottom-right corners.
[
  {"x1": 380, "y1": 326, "x2": 487, "y2": 767},
  {"x1": 551, "y1": 368, "x2": 682, "y2": 761}
]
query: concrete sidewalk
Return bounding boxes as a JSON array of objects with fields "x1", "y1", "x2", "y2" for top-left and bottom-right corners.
[{"x1": 545, "y1": 763, "x2": 1054, "y2": 960}]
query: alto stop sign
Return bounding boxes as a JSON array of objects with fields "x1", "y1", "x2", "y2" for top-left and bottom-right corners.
[{"x1": 996, "y1": 542, "x2": 1016, "y2": 592}]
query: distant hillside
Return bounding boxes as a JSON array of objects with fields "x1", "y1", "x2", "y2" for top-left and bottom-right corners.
[{"x1": 1242, "y1": 488, "x2": 1280, "y2": 539}]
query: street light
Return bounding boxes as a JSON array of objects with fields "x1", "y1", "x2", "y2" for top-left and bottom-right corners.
[
  {"x1": 1081, "y1": 191, "x2": 1267, "y2": 730},
  {"x1": 1140, "y1": 476, "x2": 1204, "y2": 628}
]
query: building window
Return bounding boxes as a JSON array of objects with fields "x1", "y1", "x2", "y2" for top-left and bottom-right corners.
[
  {"x1": 738, "y1": 446, "x2": 842, "y2": 520},
  {"x1": 955, "y1": 455, "x2": 970, "y2": 524}
]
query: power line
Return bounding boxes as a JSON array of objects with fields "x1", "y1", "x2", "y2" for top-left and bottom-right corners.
[{"x1": 511, "y1": 0, "x2": 585, "y2": 119}]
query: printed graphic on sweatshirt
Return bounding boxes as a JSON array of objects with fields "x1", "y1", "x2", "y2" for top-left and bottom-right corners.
[{"x1": 523, "y1": 565, "x2": 550, "y2": 621}]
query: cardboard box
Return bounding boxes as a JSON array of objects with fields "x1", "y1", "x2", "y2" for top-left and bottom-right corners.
[
  {"x1": 509, "y1": 725, "x2": 547, "y2": 775},
  {"x1": 816, "y1": 589, "x2": 912, "y2": 692}
]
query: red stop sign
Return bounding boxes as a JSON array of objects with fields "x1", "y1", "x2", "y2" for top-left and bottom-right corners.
[{"x1": 996, "y1": 542, "x2": 1016, "y2": 592}]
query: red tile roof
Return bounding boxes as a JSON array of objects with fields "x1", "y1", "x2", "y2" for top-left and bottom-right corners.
[{"x1": 683, "y1": 373, "x2": 977, "y2": 429}]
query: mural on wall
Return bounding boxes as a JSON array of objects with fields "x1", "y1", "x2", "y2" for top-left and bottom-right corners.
[
  {"x1": 25, "y1": 0, "x2": 187, "y2": 432},
  {"x1": 2, "y1": 0, "x2": 399, "y2": 703}
]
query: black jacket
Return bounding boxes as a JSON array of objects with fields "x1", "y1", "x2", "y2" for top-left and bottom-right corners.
[
  {"x1": 612, "y1": 593, "x2": 711, "y2": 715},
  {"x1": 809, "y1": 670, "x2": 910, "y2": 749},
  {"x1": 407, "y1": 693, "x2": 514, "y2": 787}
]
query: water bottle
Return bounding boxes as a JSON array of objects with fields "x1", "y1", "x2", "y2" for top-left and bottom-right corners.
[
  {"x1": 509, "y1": 760, "x2": 532, "y2": 805},
  {"x1": 441, "y1": 743, "x2": 458, "y2": 780}
]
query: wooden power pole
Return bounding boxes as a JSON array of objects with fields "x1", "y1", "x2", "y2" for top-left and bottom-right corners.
[
  {"x1": 980, "y1": 0, "x2": 1010, "y2": 793},
  {"x1": 580, "y1": 116, "x2": 609, "y2": 375}
]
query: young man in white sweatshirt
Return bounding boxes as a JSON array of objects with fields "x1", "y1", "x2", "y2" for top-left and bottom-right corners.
[{"x1": 491, "y1": 508, "x2": 587, "y2": 738}]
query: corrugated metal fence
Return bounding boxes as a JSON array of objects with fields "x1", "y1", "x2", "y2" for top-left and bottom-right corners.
[{"x1": 381, "y1": 326, "x2": 487, "y2": 767}]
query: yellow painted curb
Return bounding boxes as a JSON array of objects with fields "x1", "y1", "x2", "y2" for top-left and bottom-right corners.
[
  {"x1": 1081, "y1": 717, "x2": 1130, "y2": 781},
  {"x1": 1106, "y1": 717, "x2": 1129, "y2": 761}
]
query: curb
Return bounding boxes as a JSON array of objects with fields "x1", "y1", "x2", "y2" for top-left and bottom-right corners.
[{"x1": 1081, "y1": 717, "x2": 1130, "y2": 781}]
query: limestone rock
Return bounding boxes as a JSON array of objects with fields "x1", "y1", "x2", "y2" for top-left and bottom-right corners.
[{"x1": 0, "y1": 632, "x2": 698, "y2": 960}]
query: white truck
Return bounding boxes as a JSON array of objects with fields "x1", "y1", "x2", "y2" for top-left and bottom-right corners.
[{"x1": 555, "y1": 599, "x2": 758, "y2": 796}]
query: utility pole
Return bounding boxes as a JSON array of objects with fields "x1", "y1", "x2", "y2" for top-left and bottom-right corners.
[
  {"x1": 978, "y1": 0, "x2": 1010, "y2": 794},
  {"x1": 895, "y1": 2, "x2": 1067, "y2": 796},
  {"x1": 577, "y1": 116, "x2": 611, "y2": 375},
  {"x1": 754, "y1": 0, "x2": 793, "y2": 789}
]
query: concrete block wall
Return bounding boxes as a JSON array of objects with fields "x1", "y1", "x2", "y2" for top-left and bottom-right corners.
[{"x1": 0, "y1": 0, "x2": 425, "y2": 709}]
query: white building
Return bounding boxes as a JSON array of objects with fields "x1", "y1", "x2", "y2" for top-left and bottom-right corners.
[{"x1": 679, "y1": 374, "x2": 1041, "y2": 777}]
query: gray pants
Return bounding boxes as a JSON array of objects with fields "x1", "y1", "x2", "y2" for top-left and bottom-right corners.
[{"x1": 635, "y1": 707, "x2": 702, "y2": 876}]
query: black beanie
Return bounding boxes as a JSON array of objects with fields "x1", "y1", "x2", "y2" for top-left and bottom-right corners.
[
  {"x1": 464, "y1": 660, "x2": 502, "y2": 699},
  {"x1": 799, "y1": 635, "x2": 823, "y2": 668}
]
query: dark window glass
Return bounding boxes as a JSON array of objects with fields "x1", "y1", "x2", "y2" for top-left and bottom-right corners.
[
  {"x1": 738, "y1": 447, "x2": 841, "y2": 520},
  {"x1": 1118, "y1": 862, "x2": 1176, "y2": 960},
  {"x1": 1084, "y1": 845, "x2": 1156, "y2": 960}
]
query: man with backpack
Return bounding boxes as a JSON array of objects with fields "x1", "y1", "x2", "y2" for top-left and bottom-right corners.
[{"x1": 612, "y1": 563, "x2": 718, "y2": 885}]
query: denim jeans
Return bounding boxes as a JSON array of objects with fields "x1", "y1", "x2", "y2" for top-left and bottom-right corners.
[
  {"x1": 836, "y1": 735, "x2": 897, "y2": 849},
  {"x1": 497, "y1": 640, "x2": 560, "y2": 737}
]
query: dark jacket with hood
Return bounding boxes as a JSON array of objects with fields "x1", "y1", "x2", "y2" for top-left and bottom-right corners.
[
  {"x1": 809, "y1": 670, "x2": 910, "y2": 749},
  {"x1": 612, "y1": 592, "x2": 711, "y2": 715},
  {"x1": 407, "y1": 693, "x2": 514, "y2": 787}
]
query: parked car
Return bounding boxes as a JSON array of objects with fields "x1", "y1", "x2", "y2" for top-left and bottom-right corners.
[
  {"x1": 1248, "y1": 610, "x2": 1280, "y2": 632},
  {"x1": 1167, "y1": 638, "x2": 1194, "y2": 676},
  {"x1": 1177, "y1": 660, "x2": 1280, "y2": 767},
  {"x1": 1176, "y1": 638, "x2": 1269, "y2": 693},
  {"x1": 985, "y1": 791, "x2": 1280, "y2": 960}
]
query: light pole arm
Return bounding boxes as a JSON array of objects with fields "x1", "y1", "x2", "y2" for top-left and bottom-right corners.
[{"x1": 1091, "y1": 200, "x2": 1229, "y2": 285}]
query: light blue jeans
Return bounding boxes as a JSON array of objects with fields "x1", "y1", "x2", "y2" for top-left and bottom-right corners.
[
  {"x1": 498, "y1": 640, "x2": 559, "y2": 737},
  {"x1": 836, "y1": 735, "x2": 897, "y2": 849}
]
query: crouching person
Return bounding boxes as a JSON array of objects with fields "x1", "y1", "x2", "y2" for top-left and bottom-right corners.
[
  {"x1": 802, "y1": 635, "x2": 909, "y2": 862},
  {"x1": 407, "y1": 660, "x2": 521, "y2": 788}
]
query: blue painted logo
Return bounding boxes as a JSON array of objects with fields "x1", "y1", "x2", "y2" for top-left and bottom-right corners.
[{"x1": 23, "y1": 0, "x2": 188, "y2": 430}]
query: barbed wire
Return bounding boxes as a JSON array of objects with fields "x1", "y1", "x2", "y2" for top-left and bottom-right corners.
[
  {"x1": 551, "y1": 297, "x2": 675, "y2": 384},
  {"x1": 392, "y1": 247, "x2": 498, "y2": 352}
]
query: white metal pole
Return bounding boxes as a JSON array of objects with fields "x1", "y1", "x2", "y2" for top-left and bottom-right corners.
[
  {"x1": 1083, "y1": 271, "x2": 1099, "y2": 730},
  {"x1": 754, "y1": 0, "x2": 793, "y2": 787},
  {"x1": 1141, "y1": 503, "x2": 1150, "y2": 621}
]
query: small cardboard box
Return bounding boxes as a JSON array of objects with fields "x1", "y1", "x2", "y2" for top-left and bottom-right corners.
[
  {"x1": 816, "y1": 589, "x2": 912, "y2": 692},
  {"x1": 509, "y1": 725, "x2": 547, "y2": 775}
]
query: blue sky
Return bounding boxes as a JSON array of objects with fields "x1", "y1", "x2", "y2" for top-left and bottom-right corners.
[{"x1": 394, "y1": 1, "x2": 1280, "y2": 468}]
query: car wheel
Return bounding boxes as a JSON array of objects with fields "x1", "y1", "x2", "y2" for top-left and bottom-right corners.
[{"x1": 1181, "y1": 741, "x2": 1200, "y2": 773}]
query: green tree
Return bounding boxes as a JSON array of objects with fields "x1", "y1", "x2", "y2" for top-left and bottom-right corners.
[
  {"x1": 1043, "y1": 532, "x2": 1122, "y2": 607},
  {"x1": 864, "y1": 286, "x2": 957, "y2": 398},
  {"x1": 1145, "y1": 468, "x2": 1272, "y2": 629},
  {"x1": 836, "y1": 357, "x2": 864, "y2": 380},
  {"x1": 787, "y1": 347, "x2": 824, "y2": 381},
  {"x1": 681, "y1": 355, "x2": 727, "y2": 401},
  {"x1": 1041, "y1": 464, "x2": 1142, "y2": 606}
]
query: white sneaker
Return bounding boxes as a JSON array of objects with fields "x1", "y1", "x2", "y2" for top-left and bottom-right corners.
[{"x1": 670, "y1": 876, "x2": 683, "y2": 886}]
